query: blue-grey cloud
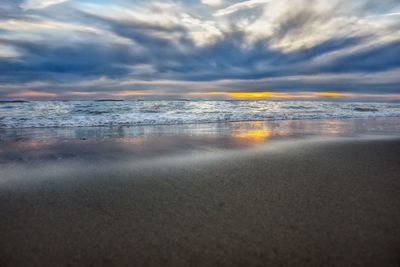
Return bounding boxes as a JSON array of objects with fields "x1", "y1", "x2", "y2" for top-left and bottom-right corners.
[{"x1": 0, "y1": 0, "x2": 399, "y2": 98}]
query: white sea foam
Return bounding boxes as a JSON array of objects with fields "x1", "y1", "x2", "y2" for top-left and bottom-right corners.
[{"x1": 1, "y1": 100, "x2": 400, "y2": 128}]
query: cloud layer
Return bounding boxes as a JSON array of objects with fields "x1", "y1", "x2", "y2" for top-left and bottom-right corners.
[{"x1": 0, "y1": 0, "x2": 400, "y2": 99}]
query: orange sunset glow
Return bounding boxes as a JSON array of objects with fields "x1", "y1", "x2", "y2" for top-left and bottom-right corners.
[
  {"x1": 190, "y1": 91, "x2": 355, "y2": 99},
  {"x1": 316, "y1": 92, "x2": 348, "y2": 98}
]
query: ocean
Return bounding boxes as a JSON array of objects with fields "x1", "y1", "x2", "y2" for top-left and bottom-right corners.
[{"x1": 1, "y1": 100, "x2": 400, "y2": 128}]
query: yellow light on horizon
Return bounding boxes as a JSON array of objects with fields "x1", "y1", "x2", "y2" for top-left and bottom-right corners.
[
  {"x1": 316, "y1": 92, "x2": 348, "y2": 97},
  {"x1": 6, "y1": 90, "x2": 400, "y2": 100},
  {"x1": 227, "y1": 92, "x2": 273, "y2": 99}
]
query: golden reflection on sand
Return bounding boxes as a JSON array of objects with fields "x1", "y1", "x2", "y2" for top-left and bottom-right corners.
[{"x1": 231, "y1": 122, "x2": 272, "y2": 143}]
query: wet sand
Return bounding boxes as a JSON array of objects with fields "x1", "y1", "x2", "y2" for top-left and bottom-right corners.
[{"x1": 1, "y1": 119, "x2": 400, "y2": 266}]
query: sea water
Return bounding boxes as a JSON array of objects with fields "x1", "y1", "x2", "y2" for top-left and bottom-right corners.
[{"x1": 1, "y1": 100, "x2": 400, "y2": 128}]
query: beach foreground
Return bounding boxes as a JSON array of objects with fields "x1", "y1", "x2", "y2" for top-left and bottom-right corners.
[{"x1": 1, "y1": 119, "x2": 400, "y2": 267}]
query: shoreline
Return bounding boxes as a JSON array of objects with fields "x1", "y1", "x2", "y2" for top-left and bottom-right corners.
[
  {"x1": 2, "y1": 100, "x2": 400, "y2": 129},
  {"x1": 2, "y1": 115, "x2": 400, "y2": 130},
  {"x1": 1, "y1": 116, "x2": 400, "y2": 140}
]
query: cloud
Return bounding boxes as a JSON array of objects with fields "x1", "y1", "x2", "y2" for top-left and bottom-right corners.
[
  {"x1": 20, "y1": 0, "x2": 69, "y2": 10},
  {"x1": 0, "y1": 0, "x2": 400, "y2": 99},
  {"x1": 383, "y1": 12, "x2": 400, "y2": 16},
  {"x1": 318, "y1": 41, "x2": 400, "y2": 73},
  {"x1": 214, "y1": 0, "x2": 271, "y2": 16},
  {"x1": 0, "y1": 44, "x2": 20, "y2": 58},
  {"x1": 201, "y1": 0, "x2": 223, "y2": 6}
]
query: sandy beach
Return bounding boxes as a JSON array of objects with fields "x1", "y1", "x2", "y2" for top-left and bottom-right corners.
[{"x1": 1, "y1": 119, "x2": 400, "y2": 267}]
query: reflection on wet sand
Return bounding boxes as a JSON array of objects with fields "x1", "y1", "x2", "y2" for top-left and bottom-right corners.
[
  {"x1": 232, "y1": 129, "x2": 271, "y2": 143},
  {"x1": 1, "y1": 118, "x2": 400, "y2": 164},
  {"x1": 232, "y1": 122, "x2": 272, "y2": 143}
]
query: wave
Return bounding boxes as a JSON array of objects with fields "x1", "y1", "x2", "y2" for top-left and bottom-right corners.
[
  {"x1": 354, "y1": 107, "x2": 379, "y2": 112},
  {"x1": 0, "y1": 100, "x2": 399, "y2": 128}
]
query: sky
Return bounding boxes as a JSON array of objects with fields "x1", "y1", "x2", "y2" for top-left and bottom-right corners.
[{"x1": 0, "y1": 0, "x2": 400, "y2": 100}]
